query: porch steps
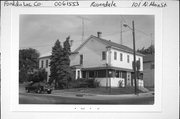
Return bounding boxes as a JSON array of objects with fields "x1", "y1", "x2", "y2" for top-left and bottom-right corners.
[{"x1": 138, "y1": 87, "x2": 150, "y2": 93}]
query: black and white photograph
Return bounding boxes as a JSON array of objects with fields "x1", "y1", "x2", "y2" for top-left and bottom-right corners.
[
  {"x1": 1, "y1": 1, "x2": 179, "y2": 119},
  {"x1": 19, "y1": 15, "x2": 155, "y2": 105}
]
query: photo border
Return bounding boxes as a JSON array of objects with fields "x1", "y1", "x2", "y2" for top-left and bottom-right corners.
[{"x1": 9, "y1": 7, "x2": 162, "y2": 112}]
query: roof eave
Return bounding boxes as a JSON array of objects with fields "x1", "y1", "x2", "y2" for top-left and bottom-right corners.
[{"x1": 107, "y1": 46, "x2": 145, "y2": 56}]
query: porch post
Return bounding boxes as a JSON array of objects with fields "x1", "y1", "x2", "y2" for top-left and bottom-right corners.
[{"x1": 106, "y1": 64, "x2": 108, "y2": 89}]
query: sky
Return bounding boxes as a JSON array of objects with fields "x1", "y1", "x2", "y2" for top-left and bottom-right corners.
[{"x1": 19, "y1": 15, "x2": 154, "y2": 56}]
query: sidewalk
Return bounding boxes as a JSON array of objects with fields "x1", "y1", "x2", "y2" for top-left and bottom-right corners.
[{"x1": 51, "y1": 90, "x2": 154, "y2": 100}]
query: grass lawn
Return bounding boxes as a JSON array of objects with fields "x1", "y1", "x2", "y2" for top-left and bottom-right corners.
[
  {"x1": 19, "y1": 83, "x2": 145, "y2": 95},
  {"x1": 53, "y1": 87, "x2": 144, "y2": 95}
]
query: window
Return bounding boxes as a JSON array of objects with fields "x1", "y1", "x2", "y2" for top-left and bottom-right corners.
[
  {"x1": 97, "y1": 70, "x2": 106, "y2": 78},
  {"x1": 114, "y1": 51, "x2": 117, "y2": 60},
  {"x1": 41, "y1": 60, "x2": 44, "y2": 68},
  {"x1": 115, "y1": 71, "x2": 120, "y2": 78},
  {"x1": 89, "y1": 71, "x2": 95, "y2": 78},
  {"x1": 127, "y1": 55, "x2": 130, "y2": 63},
  {"x1": 120, "y1": 71, "x2": 123, "y2": 78},
  {"x1": 108, "y1": 70, "x2": 113, "y2": 77},
  {"x1": 82, "y1": 71, "x2": 86, "y2": 78},
  {"x1": 120, "y1": 53, "x2": 123, "y2": 61},
  {"x1": 80, "y1": 55, "x2": 83, "y2": 65},
  {"x1": 102, "y1": 51, "x2": 106, "y2": 60},
  {"x1": 46, "y1": 60, "x2": 48, "y2": 68}
]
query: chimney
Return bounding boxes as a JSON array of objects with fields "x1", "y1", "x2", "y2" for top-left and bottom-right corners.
[{"x1": 97, "y1": 32, "x2": 102, "y2": 38}]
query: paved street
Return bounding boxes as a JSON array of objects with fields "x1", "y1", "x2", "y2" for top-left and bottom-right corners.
[{"x1": 19, "y1": 92, "x2": 154, "y2": 104}]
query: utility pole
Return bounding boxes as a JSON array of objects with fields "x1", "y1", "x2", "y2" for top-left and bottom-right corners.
[
  {"x1": 120, "y1": 20, "x2": 123, "y2": 45},
  {"x1": 123, "y1": 21, "x2": 138, "y2": 95},
  {"x1": 82, "y1": 17, "x2": 84, "y2": 43},
  {"x1": 132, "y1": 20, "x2": 137, "y2": 95}
]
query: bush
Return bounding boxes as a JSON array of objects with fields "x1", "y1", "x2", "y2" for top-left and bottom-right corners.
[
  {"x1": 93, "y1": 80, "x2": 100, "y2": 88},
  {"x1": 68, "y1": 78, "x2": 100, "y2": 88},
  {"x1": 28, "y1": 69, "x2": 47, "y2": 83},
  {"x1": 57, "y1": 80, "x2": 67, "y2": 89},
  {"x1": 68, "y1": 80, "x2": 81, "y2": 88}
]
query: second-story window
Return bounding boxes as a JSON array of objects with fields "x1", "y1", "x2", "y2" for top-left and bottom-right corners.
[
  {"x1": 80, "y1": 54, "x2": 83, "y2": 65},
  {"x1": 102, "y1": 51, "x2": 106, "y2": 60},
  {"x1": 127, "y1": 55, "x2": 130, "y2": 63},
  {"x1": 114, "y1": 51, "x2": 117, "y2": 60},
  {"x1": 120, "y1": 53, "x2": 123, "y2": 61},
  {"x1": 46, "y1": 60, "x2": 48, "y2": 68},
  {"x1": 41, "y1": 60, "x2": 44, "y2": 68}
]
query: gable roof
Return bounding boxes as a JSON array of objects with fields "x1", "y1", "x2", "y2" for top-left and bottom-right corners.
[
  {"x1": 39, "y1": 51, "x2": 78, "y2": 59},
  {"x1": 39, "y1": 52, "x2": 51, "y2": 59},
  {"x1": 74, "y1": 35, "x2": 144, "y2": 56}
]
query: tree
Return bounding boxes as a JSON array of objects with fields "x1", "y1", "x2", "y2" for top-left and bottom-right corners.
[
  {"x1": 28, "y1": 69, "x2": 47, "y2": 83},
  {"x1": 49, "y1": 40, "x2": 64, "y2": 89},
  {"x1": 137, "y1": 45, "x2": 154, "y2": 55},
  {"x1": 62, "y1": 36, "x2": 73, "y2": 88},
  {"x1": 19, "y1": 48, "x2": 40, "y2": 83}
]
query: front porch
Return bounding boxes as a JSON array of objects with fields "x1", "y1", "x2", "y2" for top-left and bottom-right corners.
[{"x1": 72, "y1": 66, "x2": 144, "y2": 88}]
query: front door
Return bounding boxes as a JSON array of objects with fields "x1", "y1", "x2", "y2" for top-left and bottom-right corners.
[{"x1": 126, "y1": 72, "x2": 131, "y2": 86}]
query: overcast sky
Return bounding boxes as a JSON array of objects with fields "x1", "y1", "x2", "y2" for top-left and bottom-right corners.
[{"x1": 20, "y1": 15, "x2": 154, "y2": 56}]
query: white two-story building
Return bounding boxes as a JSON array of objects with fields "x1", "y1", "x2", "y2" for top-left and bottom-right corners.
[{"x1": 39, "y1": 33, "x2": 144, "y2": 88}]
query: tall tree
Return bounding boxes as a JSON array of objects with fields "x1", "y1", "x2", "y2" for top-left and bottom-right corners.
[
  {"x1": 19, "y1": 48, "x2": 40, "y2": 83},
  {"x1": 62, "y1": 36, "x2": 73, "y2": 88},
  {"x1": 137, "y1": 45, "x2": 154, "y2": 55},
  {"x1": 49, "y1": 40, "x2": 64, "y2": 89}
]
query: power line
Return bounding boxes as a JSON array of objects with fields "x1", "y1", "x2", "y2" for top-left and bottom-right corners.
[
  {"x1": 76, "y1": 16, "x2": 91, "y2": 43},
  {"x1": 120, "y1": 16, "x2": 127, "y2": 24},
  {"x1": 120, "y1": 16, "x2": 128, "y2": 45},
  {"x1": 103, "y1": 29, "x2": 130, "y2": 37},
  {"x1": 135, "y1": 28, "x2": 151, "y2": 37},
  {"x1": 120, "y1": 16, "x2": 152, "y2": 37}
]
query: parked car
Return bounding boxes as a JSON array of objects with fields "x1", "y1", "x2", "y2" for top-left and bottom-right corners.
[{"x1": 25, "y1": 82, "x2": 52, "y2": 94}]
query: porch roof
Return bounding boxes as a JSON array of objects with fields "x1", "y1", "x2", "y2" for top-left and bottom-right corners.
[{"x1": 81, "y1": 66, "x2": 133, "y2": 72}]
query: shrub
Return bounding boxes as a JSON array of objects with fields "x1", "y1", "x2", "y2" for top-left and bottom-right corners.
[
  {"x1": 28, "y1": 69, "x2": 47, "y2": 83},
  {"x1": 68, "y1": 78, "x2": 100, "y2": 88},
  {"x1": 57, "y1": 80, "x2": 67, "y2": 89},
  {"x1": 68, "y1": 80, "x2": 81, "y2": 88},
  {"x1": 93, "y1": 80, "x2": 100, "y2": 88}
]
